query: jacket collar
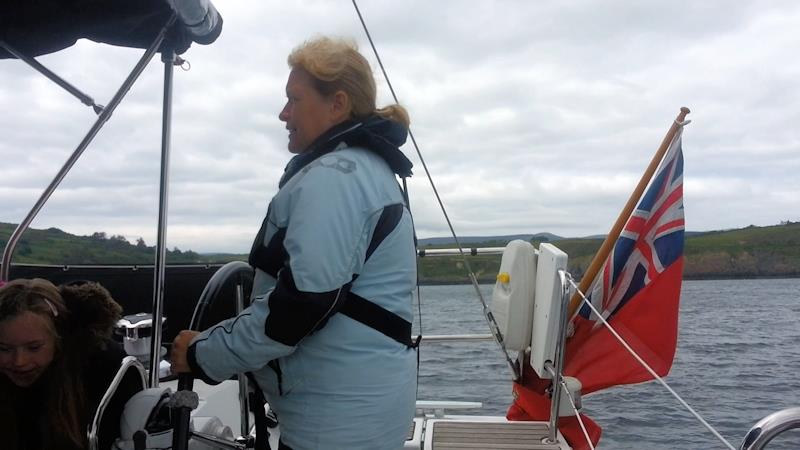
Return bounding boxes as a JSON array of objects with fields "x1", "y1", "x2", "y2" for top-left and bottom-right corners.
[{"x1": 279, "y1": 115, "x2": 413, "y2": 188}]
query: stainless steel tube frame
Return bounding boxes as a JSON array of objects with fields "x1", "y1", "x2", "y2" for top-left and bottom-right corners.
[
  {"x1": 149, "y1": 44, "x2": 177, "y2": 388},
  {"x1": 546, "y1": 269, "x2": 572, "y2": 444},
  {"x1": 0, "y1": 14, "x2": 178, "y2": 283},
  {"x1": 739, "y1": 407, "x2": 800, "y2": 450}
]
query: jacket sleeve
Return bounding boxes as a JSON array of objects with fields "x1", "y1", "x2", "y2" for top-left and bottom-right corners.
[
  {"x1": 188, "y1": 153, "x2": 373, "y2": 381},
  {"x1": 187, "y1": 296, "x2": 294, "y2": 384}
]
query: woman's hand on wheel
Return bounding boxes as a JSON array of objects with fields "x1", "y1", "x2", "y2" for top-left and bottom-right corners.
[{"x1": 170, "y1": 330, "x2": 200, "y2": 374}]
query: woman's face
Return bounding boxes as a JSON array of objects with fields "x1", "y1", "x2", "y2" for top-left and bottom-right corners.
[
  {"x1": 0, "y1": 311, "x2": 57, "y2": 387},
  {"x1": 279, "y1": 68, "x2": 347, "y2": 153}
]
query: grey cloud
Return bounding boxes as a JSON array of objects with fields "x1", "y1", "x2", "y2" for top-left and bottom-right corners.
[{"x1": 2, "y1": 1, "x2": 799, "y2": 254}]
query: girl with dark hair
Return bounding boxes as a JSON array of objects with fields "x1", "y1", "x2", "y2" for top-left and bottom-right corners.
[{"x1": 0, "y1": 278, "x2": 129, "y2": 450}]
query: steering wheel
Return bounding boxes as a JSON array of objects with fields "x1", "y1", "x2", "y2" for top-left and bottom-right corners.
[{"x1": 172, "y1": 261, "x2": 254, "y2": 450}]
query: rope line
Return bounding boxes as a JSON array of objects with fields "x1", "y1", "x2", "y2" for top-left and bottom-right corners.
[
  {"x1": 350, "y1": 0, "x2": 519, "y2": 380},
  {"x1": 348, "y1": 5, "x2": 734, "y2": 450},
  {"x1": 568, "y1": 277, "x2": 736, "y2": 450},
  {"x1": 557, "y1": 376, "x2": 596, "y2": 450}
]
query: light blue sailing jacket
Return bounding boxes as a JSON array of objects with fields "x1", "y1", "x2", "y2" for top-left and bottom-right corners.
[{"x1": 187, "y1": 117, "x2": 417, "y2": 450}]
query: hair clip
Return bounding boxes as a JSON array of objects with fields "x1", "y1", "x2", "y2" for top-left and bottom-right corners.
[{"x1": 43, "y1": 298, "x2": 59, "y2": 317}]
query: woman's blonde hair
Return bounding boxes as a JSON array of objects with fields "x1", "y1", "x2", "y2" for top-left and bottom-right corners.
[{"x1": 288, "y1": 36, "x2": 410, "y2": 128}]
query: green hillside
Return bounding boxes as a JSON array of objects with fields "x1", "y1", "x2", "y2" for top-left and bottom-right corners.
[
  {"x1": 0, "y1": 223, "x2": 212, "y2": 264},
  {"x1": 682, "y1": 223, "x2": 800, "y2": 278},
  {"x1": 417, "y1": 222, "x2": 800, "y2": 284},
  {"x1": 2, "y1": 221, "x2": 799, "y2": 282}
]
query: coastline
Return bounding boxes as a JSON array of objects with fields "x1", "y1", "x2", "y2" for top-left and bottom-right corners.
[{"x1": 420, "y1": 273, "x2": 800, "y2": 286}]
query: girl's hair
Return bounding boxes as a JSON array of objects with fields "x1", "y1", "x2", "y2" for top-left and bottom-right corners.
[
  {"x1": 0, "y1": 277, "x2": 66, "y2": 325},
  {"x1": 0, "y1": 278, "x2": 87, "y2": 448},
  {"x1": 288, "y1": 36, "x2": 410, "y2": 128}
]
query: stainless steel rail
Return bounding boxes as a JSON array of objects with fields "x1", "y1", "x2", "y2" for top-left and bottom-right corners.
[
  {"x1": 739, "y1": 407, "x2": 800, "y2": 450},
  {"x1": 420, "y1": 334, "x2": 494, "y2": 342},
  {"x1": 88, "y1": 356, "x2": 148, "y2": 450},
  {"x1": 546, "y1": 269, "x2": 572, "y2": 445},
  {"x1": 418, "y1": 247, "x2": 506, "y2": 257}
]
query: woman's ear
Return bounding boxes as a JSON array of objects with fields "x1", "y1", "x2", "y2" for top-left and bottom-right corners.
[{"x1": 330, "y1": 90, "x2": 351, "y2": 122}]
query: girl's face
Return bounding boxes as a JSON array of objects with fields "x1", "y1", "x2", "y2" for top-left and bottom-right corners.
[{"x1": 0, "y1": 311, "x2": 57, "y2": 387}]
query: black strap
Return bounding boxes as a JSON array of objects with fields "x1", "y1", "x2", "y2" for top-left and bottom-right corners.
[
  {"x1": 245, "y1": 372, "x2": 271, "y2": 450},
  {"x1": 248, "y1": 208, "x2": 285, "y2": 278},
  {"x1": 366, "y1": 204, "x2": 403, "y2": 260},
  {"x1": 340, "y1": 292, "x2": 413, "y2": 347},
  {"x1": 342, "y1": 203, "x2": 415, "y2": 347},
  {"x1": 249, "y1": 200, "x2": 416, "y2": 348}
]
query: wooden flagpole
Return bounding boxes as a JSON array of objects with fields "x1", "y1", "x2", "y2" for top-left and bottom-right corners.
[{"x1": 567, "y1": 106, "x2": 691, "y2": 319}]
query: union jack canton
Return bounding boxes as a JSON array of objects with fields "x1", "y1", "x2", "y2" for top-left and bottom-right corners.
[{"x1": 580, "y1": 132, "x2": 685, "y2": 328}]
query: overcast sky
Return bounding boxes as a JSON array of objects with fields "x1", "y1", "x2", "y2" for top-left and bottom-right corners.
[{"x1": 2, "y1": 1, "x2": 798, "y2": 253}]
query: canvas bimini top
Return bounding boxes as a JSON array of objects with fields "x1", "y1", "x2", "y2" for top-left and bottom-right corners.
[
  {"x1": 0, "y1": 0, "x2": 223, "y2": 59},
  {"x1": 1, "y1": 0, "x2": 225, "y2": 391}
]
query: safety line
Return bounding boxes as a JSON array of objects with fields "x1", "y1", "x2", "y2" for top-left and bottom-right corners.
[
  {"x1": 350, "y1": 0, "x2": 519, "y2": 380},
  {"x1": 568, "y1": 277, "x2": 736, "y2": 450}
]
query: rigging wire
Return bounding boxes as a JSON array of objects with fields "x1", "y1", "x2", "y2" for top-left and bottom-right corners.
[
  {"x1": 347, "y1": 7, "x2": 733, "y2": 450},
  {"x1": 568, "y1": 277, "x2": 737, "y2": 450},
  {"x1": 557, "y1": 377, "x2": 596, "y2": 450},
  {"x1": 350, "y1": 0, "x2": 520, "y2": 381},
  {"x1": 344, "y1": 9, "x2": 730, "y2": 448}
]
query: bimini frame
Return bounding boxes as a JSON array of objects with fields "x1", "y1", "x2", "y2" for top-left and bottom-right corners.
[{"x1": 0, "y1": 0, "x2": 222, "y2": 387}]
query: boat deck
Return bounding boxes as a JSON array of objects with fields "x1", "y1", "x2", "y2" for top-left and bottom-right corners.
[
  {"x1": 424, "y1": 420, "x2": 565, "y2": 449},
  {"x1": 171, "y1": 380, "x2": 572, "y2": 450}
]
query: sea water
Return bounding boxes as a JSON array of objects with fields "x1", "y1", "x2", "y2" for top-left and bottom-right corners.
[{"x1": 413, "y1": 278, "x2": 800, "y2": 449}]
